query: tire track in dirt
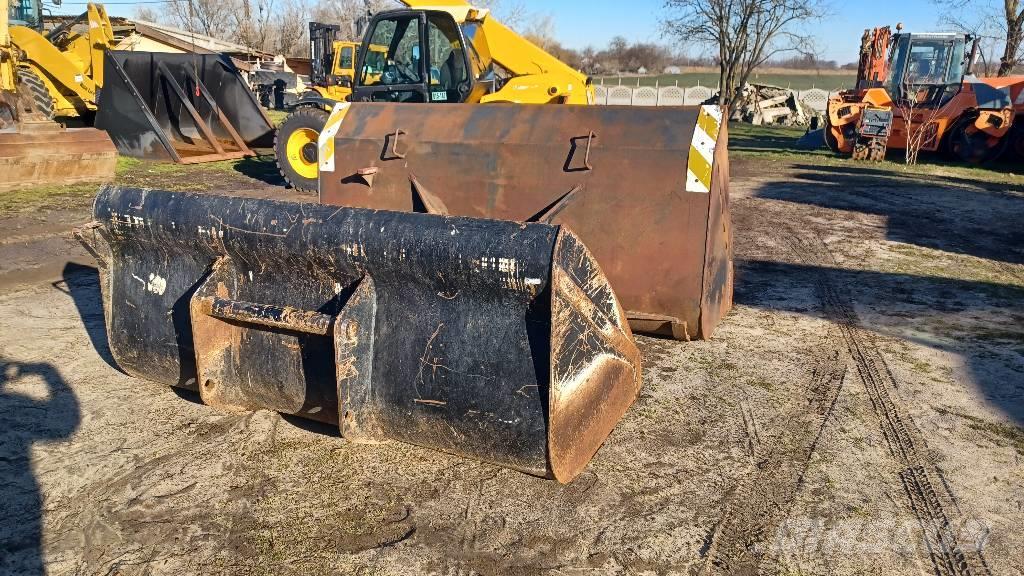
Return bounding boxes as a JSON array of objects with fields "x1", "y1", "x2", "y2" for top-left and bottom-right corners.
[
  {"x1": 782, "y1": 227, "x2": 992, "y2": 576},
  {"x1": 701, "y1": 349, "x2": 847, "y2": 575}
]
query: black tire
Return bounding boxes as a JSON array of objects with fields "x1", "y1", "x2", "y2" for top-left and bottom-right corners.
[
  {"x1": 274, "y1": 106, "x2": 330, "y2": 192},
  {"x1": 945, "y1": 114, "x2": 1010, "y2": 165},
  {"x1": 17, "y1": 67, "x2": 54, "y2": 119},
  {"x1": 822, "y1": 116, "x2": 843, "y2": 154}
]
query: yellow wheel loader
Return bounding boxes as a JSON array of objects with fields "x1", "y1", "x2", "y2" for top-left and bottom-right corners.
[
  {"x1": 1, "y1": 0, "x2": 116, "y2": 191},
  {"x1": 9, "y1": 1, "x2": 275, "y2": 163},
  {"x1": 8, "y1": 1, "x2": 114, "y2": 119},
  {"x1": 275, "y1": 21, "x2": 386, "y2": 188}
]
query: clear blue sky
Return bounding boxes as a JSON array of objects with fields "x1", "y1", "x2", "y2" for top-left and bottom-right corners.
[
  {"x1": 58, "y1": 0, "x2": 943, "y2": 64},
  {"x1": 528, "y1": 0, "x2": 943, "y2": 64}
]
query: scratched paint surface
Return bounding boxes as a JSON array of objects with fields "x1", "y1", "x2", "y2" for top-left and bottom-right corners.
[{"x1": 82, "y1": 187, "x2": 641, "y2": 481}]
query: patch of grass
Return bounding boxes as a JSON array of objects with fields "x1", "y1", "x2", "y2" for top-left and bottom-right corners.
[
  {"x1": 0, "y1": 182, "x2": 101, "y2": 214},
  {"x1": 728, "y1": 122, "x2": 1024, "y2": 187},
  {"x1": 264, "y1": 108, "x2": 289, "y2": 126},
  {"x1": 1, "y1": 152, "x2": 285, "y2": 215},
  {"x1": 936, "y1": 407, "x2": 1024, "y2": 454}
]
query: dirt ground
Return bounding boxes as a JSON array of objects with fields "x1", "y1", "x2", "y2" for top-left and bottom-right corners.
[{"x1": 1, "y1": 153, "x2": 1022, "y2": 576}]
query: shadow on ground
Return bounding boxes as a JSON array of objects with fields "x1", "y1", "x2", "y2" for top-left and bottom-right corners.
[
  {"x1": 0, "y1": 359, "x2": 80, "y2": 575},
  {"x1": 52, "y1": 263, "x2": 119, "y2": 371},
  {"x1": 736, "y1": 259, "x2": 1024, "y2": 428},
  {"x1": 756, "y1": 164, "x2": 1024, "y2": 265},
  {"x1": 233, "y1": 154, "x2": 287, "y2": 188}
]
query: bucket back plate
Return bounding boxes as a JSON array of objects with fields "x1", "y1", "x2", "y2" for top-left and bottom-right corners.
[
  {"x1": 0, "y1": 125, "x2": 117, "y2": 191},
  {"x1": 319, "y1": 103, "x2": 732, "y2": 340}
]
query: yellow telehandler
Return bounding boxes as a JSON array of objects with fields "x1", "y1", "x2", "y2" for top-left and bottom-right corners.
[
  {"x1": 275, "y1": 0, "x2": 595, "y2": 191},
  {"x1": 1, "y1": 0, "x2": 116, "y2": 191}
]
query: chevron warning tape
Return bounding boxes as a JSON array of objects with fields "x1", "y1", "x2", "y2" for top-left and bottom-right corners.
[
  {"x1": 685, "y1": 105, "x2": 722, "y2": 194},
  {"x1": 318, "y1": 102, "x2": 352, "y2": 175}
]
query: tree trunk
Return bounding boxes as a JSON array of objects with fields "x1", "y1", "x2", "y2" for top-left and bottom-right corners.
[
  {"x1": 719, "y1": 62, "x2": 730, "y2": 107},
  {"x1": 999, "y1": 4, "x2": 1023, "y2": 76}
]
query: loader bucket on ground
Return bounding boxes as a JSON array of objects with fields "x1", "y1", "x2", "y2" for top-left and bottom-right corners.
[
  {"x1": 318, "y1": 103, "x2": 733, "y2": 340},
  {"x1": 77, "y1": 187, "x2": 642, "y2": 482},
  {"x1": 0, "y1": 122, "x2": 117, "y2": 192},
  {"x1": 95, "y1": 52, "x2": 274, "y2": 163}
]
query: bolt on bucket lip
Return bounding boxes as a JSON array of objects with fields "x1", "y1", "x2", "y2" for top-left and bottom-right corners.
[{"x1": 77, "y1": 187, "x2": 642, "y2": 482}]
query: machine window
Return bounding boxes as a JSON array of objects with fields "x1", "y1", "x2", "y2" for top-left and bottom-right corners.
[
  {"x1": 426, "y1": 13, "x2": 468, "y2": 101},
  {"x1": 362, "y1": 16, "x2": 423, "y2": 87},
  {"x1": 906, "y1": 41, "x2": 952, "y2": 84},
  {"x1": 9, "y1": 0, "x2": 42, "y2": 28},
  {"x1": 339, "y1": 46, "x2": 354, "y2": 71}
]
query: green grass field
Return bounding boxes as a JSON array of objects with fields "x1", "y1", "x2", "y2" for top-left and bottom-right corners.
[
  {"x1": 596, "y1": 72, "x2": 856, "y2": 92},
  {"x1": 728, "y1": 122, "x2": 1023, "y2": 187}
]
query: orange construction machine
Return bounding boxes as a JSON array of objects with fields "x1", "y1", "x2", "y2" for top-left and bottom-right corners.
[{"x1": 826, "y1": 25, "x2": 1024, "y2": 163}]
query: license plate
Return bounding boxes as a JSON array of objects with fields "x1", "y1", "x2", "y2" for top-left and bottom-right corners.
[{"x1": 431, "y1": 91, "x2": 448, "y2": 102}]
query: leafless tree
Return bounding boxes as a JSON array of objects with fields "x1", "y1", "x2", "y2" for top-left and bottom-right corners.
[
  {"x1": 164, "y1": 0, "x2": 238, "y2": 39},
  {"x1": 1002, "y1": 2, "x2": 1024, "y2": 75},
  {"x1": 474, "y1": 0, "x2": 530, "y2": 31},
  {"x1": 272, "y1": 0, "x2": 307, "y2": 55},
  {"x1": 309, "y1": 0, "x2": 396, "y2": 40},
  {"x1": 662, "y1": 0, "x2": 824, "y2": 107},
  {"x1": 935, "y1": 0, "x2": 1021, "y2": 76},
  {"x1": 894, "y1": 74, "x2": 943, "y2": 165}
]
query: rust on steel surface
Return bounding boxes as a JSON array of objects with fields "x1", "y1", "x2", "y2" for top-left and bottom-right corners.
[
  {"x1": 79, "y1": 187, "x2": 642, "y2": 482},
  {"x1": 319, "y1": 103, "x2": 732, "y2": 340},
  {"x1": 0, "y1": 126, "x2": 117, "y2": 192}
]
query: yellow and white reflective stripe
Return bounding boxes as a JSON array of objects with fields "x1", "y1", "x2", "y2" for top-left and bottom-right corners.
[
  {"x1": 685, "y1": 105, "x2": 722, "y2": 194},
  {"x1": 318, "y1": 102, "x2": 351, "y2": 174}
]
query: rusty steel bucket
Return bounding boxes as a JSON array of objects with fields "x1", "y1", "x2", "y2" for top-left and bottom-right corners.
[
  {"x1": 95, "y1": 52, "x2": 275, "y2": 164},
  {"x1": 77, "y1": 187, "x2": 641, "y2": 482},
  {"x1": 317, "y1": 103, "x2": 733, "y2": 340},
  {"x1": 0, "y1": 122, "x2": 117, "y2": 191}
]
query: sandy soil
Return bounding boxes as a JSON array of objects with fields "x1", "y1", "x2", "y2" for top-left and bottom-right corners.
[{"x1": 0, "y1": 158, "x2": 1022, "y2": 575}]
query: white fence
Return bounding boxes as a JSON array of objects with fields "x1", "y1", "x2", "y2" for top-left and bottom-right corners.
[{"x1": 592, "y1": 84, "x2": 836, "y2": 112}]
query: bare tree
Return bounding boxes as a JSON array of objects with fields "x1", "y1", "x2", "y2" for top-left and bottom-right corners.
[
  {"x1": 474, "y1": 0, "x2": 530, "y2": 31},
  {"x1": 935, "y1": 0, "x2": 1021, "y2": 76},
  {"x1": 308, "y1": 0, "x2": 396, "y2": 40},
  {"x1": 272, "y1": 0, "x2": 308, "y2": 56},
  {"x1": 894, "y1": 75, "x2": 943, "y2": 166},
  {"x1": 662, "y1": 0, "x2": 824, "y2": 107},
  {"x1": 165, "y1": 0, "x2": 238, "y2": 39}
]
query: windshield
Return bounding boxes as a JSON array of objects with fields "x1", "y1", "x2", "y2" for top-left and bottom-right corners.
[
  {"x1": 9, "y1": 0, "x2": 43, "y2": 28},
  {"x1": 890, "y1": 36, "x2": 960, "y2": 89}
]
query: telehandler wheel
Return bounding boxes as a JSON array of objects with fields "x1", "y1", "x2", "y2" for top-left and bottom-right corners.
[
  {"x1": 946, "y1": 114, "x2": 1009, "y2": 165},
  {"x1": 17, "y1": 67, "x2": 54, "y2": 119},
  {"x1": 274, "y1": 106, "x2": 330, "y2": 192}
]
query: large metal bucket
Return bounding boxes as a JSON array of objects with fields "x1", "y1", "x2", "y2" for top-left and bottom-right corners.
[
  {"x1": 95, "y1": 52, "x2": 274, "y2": 163},
  {"x1": 318, "y1": 103, "x2": 733, "y2": 340},
  {"x1": 77, "y1": 187, "x2": 641, "y2": 482},
  {"x1": 0, "y1": 123, "x2": 117, "y2": 191}
]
